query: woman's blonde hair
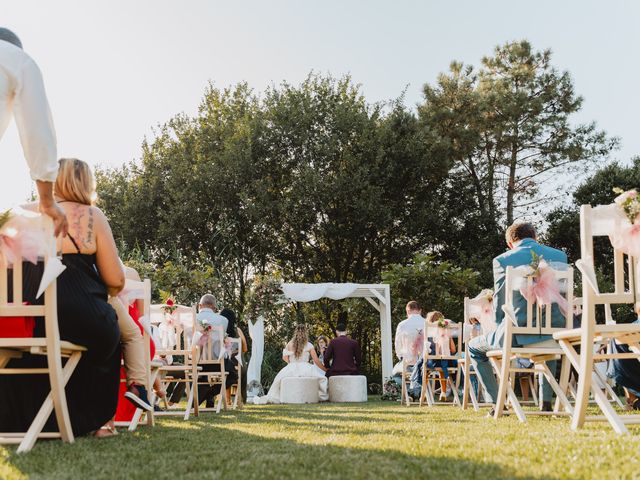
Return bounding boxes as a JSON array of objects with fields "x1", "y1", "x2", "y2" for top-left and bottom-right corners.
[
  {"x1": 316, "y1": 335, "x2": 329, "y2": 349},
  {"x1": 54, "y1": 158, "x2": 96, "y2": 205},
  {"x1": 426, "y1": 311, "x2": 444, "y2": 324},
  {"x1": 290, "y1": 324, "x2": 309, "y2": 359}
]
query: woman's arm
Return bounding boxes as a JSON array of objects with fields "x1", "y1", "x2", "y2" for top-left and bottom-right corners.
[
  {"x1": 310, "y1": 348, "x2": 327, "y2": 371},
  {"x1": 93, "y1": 207, "x2": 125, "y2": 296},
  {"x1": 449, "y1": 337, "x2": 457, "y2": 355}
]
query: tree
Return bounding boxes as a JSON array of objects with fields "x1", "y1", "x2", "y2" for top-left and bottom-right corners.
[
  {"x1": 420, "y1": 40, "x2": 618, "y2": 228},
  {"x1": 546, "y1": 158, "x2": 640, "y2": 323}
]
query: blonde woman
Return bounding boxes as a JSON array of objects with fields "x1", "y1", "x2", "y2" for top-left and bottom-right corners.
[
  {"x1": 1, "y1": 158, "x2": 133, "y2": 438},
  {"x1": 251, "y1": 324, "x2": 328, "y2": 404}
]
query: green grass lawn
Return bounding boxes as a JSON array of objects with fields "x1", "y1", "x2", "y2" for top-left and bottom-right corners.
[{"x1": 2, "y1": 399, "x2": 640, "y2": 480}]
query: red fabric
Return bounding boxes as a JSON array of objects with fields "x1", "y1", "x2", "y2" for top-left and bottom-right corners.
[
  {"x1": 114, "y1": 302, "x2": 156, "y2": 421},
  {"x1": 0, "y1": 303, "x2": 34, "y2": 338}
]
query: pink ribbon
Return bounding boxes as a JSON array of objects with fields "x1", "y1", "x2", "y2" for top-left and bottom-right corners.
[
  {"x1": 399, "y1": 329, "x2": 423, "y2": 362},
  {"x1": 0, "y1": 215, "x2": 47, "y2": 265},
  {"x1": 519, "y1": 262, "x2": 569, "y2": 315},
  {"x1": 435, "y1": 326, "x2": 450, "y2": 356},
  {"x1": 609, "y1": 221, "x2": 640, "y2": 258},
  {"x1": 197, "y1": 331, "x2": 210, "y2": 348}
]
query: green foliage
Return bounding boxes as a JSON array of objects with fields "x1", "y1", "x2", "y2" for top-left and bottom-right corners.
[
  {"x1": 546, "y1": 158, "x2": 640, "y2": 323},
  {"x1": 93, "y1": 44, "x2": 619, "y2": 380},
  {"x1": 419, "y1": 40, "x2": 617, "y2": 230},
  {"x1": 382, "y1": 254, "x2": 482, "y2": 325}
]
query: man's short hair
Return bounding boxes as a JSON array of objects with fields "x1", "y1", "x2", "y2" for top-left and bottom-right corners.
[
  {"x1": 406, "y1": 300, "x2": 421, "y2": 311},
  {"x1": 199, "y1": 294, "x2": 217, "y2": 309},
  {"x1": 0, "y1": 28, "x2": 22, "y2": 49},
  {"x1": 505, "y1": 222, "x2": 537, "y2": 244},
  {"x1": 336, "y1": 322, "x2": 347, "y2": 332}
]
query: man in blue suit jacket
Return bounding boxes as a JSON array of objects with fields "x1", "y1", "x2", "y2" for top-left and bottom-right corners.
[{"x1": 469, "y1": 222, "x2": 568, "y2": 414}]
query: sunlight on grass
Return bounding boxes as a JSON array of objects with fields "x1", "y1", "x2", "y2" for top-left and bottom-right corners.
[{"x1": 2, "y1": 400, "x2": 640, "y2": 479}]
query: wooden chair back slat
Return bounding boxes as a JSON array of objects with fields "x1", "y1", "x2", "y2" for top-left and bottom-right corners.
[{"x1": 503, "y1": 265, "x2": 573, "y2": 337}]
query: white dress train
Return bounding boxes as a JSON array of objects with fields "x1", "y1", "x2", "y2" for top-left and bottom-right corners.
[{"x1": 251, "y1": 342, "x2": 328, "y2": 404}]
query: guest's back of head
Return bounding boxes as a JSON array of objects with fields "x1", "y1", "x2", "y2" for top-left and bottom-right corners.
[
  {"x1": 426, "y1": 311, "x2": 444, "y2": 324},
  {"x1": 199, "y1": 293, "x2": 217, "y2": 311},
  {"x1": 220, "y1": 307, "x2": 236, "y2": 336},
  {"x1": 55, "y1": 158, "x2": 97, "y2": 205},
  {"x1": 505, "y1": 222, "x2": 537, "y2": 245},
  {"x1": 0, "y1": 28, "x2": 22, "y2": 49}
]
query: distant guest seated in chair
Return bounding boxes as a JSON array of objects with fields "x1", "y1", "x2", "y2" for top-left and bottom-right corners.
[
  {"x1": 468, "y1": 222, "x2": 568, "y2": 415},
  {"x1": 608, "y1": 306, "x2": 640, "y2": 411},
  {"x1": 324, "y1": 322, "x2": 361, "y2": 377}
]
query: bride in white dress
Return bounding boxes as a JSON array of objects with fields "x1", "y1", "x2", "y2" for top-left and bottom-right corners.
[{"x1": 251, "y1": 324, "x2": 329, "y2": 404}]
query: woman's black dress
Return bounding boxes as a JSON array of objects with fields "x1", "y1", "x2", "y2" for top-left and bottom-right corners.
[{"x1": 0, "y1": 244, "x2": 121, "y2": 436}]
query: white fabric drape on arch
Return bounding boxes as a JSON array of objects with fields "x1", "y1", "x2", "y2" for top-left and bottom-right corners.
[
  {"x1": 280, "y1": 283, "x2": 359, "y2": 302},
  {"x1": 247, "y1": 315, "x2": 265, "y2": 397}
]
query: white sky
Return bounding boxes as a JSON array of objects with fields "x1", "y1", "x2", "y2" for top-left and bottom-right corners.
[{"x1": 1, "y1": 0, "x2": 638, "y2": 207}]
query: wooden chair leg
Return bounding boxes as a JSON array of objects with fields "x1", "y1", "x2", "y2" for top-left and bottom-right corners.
[
  {"x1": 17, "y1": 351, "x2": 82, "y2": 453},
  {"x1": 529, "y1": 374, "x2": 539, "y2": 406},
  {"x1": 469, "y1": 374, "x2": 480, "y2": 411},
  {"x1": 539, "y1": 362, "x2": 573, "y2": 414},
  {"x1": 461, "y1": 361, "x2": 471, "y2": 410},
  {"x1": 493, "y1": 356, "x2": 510, "y2": 419},
  {"x1": 555, "y1": 356, "x2": 572, "y2": 412}
]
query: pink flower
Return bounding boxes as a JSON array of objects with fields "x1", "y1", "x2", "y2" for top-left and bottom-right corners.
[{"x1": 166, "y1": 298, "x2": 174, "y2": 307}]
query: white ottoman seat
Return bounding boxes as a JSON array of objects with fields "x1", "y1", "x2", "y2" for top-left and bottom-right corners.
[
  {"x1": 328, "y1": 375, "x2": 368, "y2": 402},
  {"x1": 280, "y1": 377, "x2": 320, "y2": 404}
]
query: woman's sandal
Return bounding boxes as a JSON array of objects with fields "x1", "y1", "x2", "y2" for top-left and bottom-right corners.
[
  {"x1": 632, "y1": 398, "x2": 640, "y2": 411},
  {"x1": 93, "y1": 422, "x2": 118, "y2": 438}
]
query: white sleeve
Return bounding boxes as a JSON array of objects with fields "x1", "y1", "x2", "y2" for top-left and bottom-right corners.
[
  {"x1": 13, "y1": 57, "x2": 58, "y2": 182},
  {"x1": 394, "y1": 322, "x2": 403, "y2": 359}
]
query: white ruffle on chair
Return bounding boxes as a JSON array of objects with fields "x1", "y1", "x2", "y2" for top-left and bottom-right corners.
[{"x1": 553, "y1": 202, "x2": 640, "y2": 434}]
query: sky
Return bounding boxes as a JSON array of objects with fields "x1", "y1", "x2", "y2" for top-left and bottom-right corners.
[{"x1": 1, "y1": 0, "x2": 638, "y2": 207}]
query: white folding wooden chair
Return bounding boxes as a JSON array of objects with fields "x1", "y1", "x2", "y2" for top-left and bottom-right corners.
[
  {"x1": 153, "y1": 304, "x2": 201, "y2": 420},
  {"x1": 0, "y1": 216, "x2": 85, "y2": 453},
  {"x1": 114, "y1": 278, "x2": 163, "y2": 431},
  {"x1": 400, "y1": 358, "x2": 418, "y2": 406},
  {"x1": 419, "y1": 321, "x2": 462, "y2": 407},
  {"x1": 196, "y1": 325, "x2": 228, "y2": 413},
  {"x1": 553, "y1": 204, "x2": 640, "y2": 434},
  {"x1": 458, "y1": 297, "x2": 492, "y2": 411},
  {"x1": 488, "y1": 265, "x2": 575, "y2": 422},
  {"x1": 227, "y1": 331, "x2": 244, "y2": 409}
]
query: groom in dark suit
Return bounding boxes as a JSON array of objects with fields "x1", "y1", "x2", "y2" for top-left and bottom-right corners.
[{"x1": 324, "y1": 322, "x2": 362, "y2": 377}]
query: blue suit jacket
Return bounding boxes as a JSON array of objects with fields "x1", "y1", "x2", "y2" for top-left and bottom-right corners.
[{"x1": 488, "y1": 238, "x2": 568, "y2": 347}]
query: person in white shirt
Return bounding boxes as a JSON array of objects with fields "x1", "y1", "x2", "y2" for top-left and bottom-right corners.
[
  {"x1": 0, "y1": 28, "x2": 67, "y2": 235},
  {"x1": 196, "y1": 293, "x2": 238, "y2": 407},
  {"x1": 394, "y1": 300, "x2": 425, "y2": 365}
]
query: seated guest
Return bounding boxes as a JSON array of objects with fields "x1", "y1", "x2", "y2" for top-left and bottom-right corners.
[
  {"x1": 196, "y1": 294, "x2": 238, "y2": 407},
  {"x1": 324, "y1": 322, "x2": 361, "y2": 377},
  {"x1": 316, "y1": 335, "x2": 329, "y2": 364},
  {"x1": 394, "y1": 301, "x2": 425, "y2": 366},
  {"x1": 408, "y1": 311, "x2": 457, "y2": 401},
  {"x1": 0, "y1": 158, "x2": 123, "y2": 438},
  {"x1": 220, "y1": 308, "x2": 248, "y2": 403},
  {"x1": 608, "y1": 306, "x2": 640, "y2": 410},
  {"x1": 109, "y1": 265, "x2": 153, "y2": 411},
  {"x1": 468, "y1": 222, "x2": 568, "y2": 415}
]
